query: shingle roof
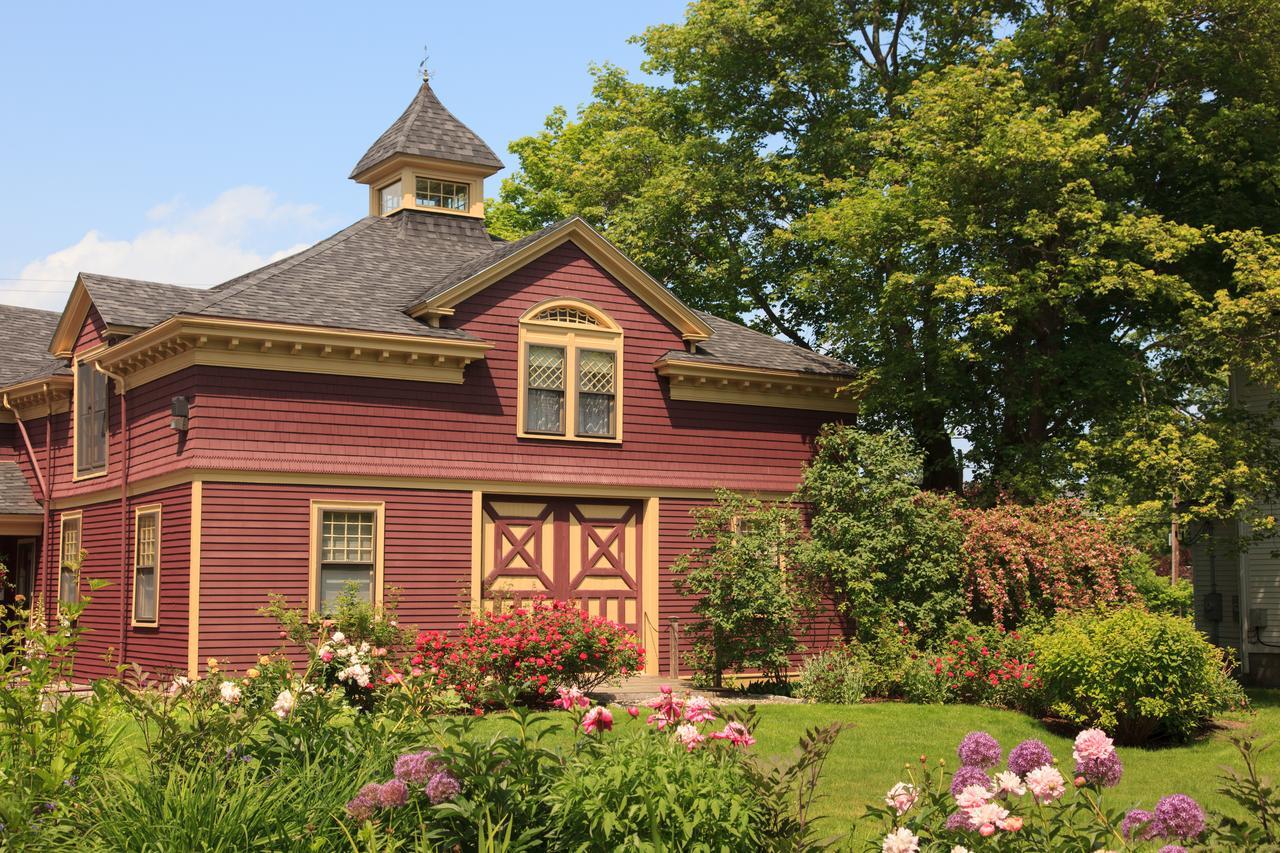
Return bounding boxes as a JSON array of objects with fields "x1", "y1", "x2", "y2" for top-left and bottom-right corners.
[
  {"x1": 0, "y1": 461, "x2": 40, "y2": 515},
  {"x1": 408, "y1": 217, "x2": 573, "y2": 307},
  {"x1": 80, "y1": 274, "x2": 206, "y2": 329},
  {"x1": 350, "y1": 79, "x2": 504, "y2": 178},
  {"x1": 190, "y1": 211, "x2": 499, "y2": 339},
  {"x1": 668, "y1": 312, "x2": 856, "y2": 377},
  {"x1": 0, "y1": 304, "x2": 64, "y2": 385}
]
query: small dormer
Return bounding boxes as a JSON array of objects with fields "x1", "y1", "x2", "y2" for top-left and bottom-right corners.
[{"x1": 350, "y1": 73, "x2": 503, "y2": 220}]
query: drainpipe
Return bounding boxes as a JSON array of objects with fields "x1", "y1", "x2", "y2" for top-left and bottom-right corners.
[
  {"x1": 2, "y1": 389, "x2": 53, "y2": 618},
  {"x1": 94, "y1": 361, "x2": 130, "y2": 663},
  {"x1": 43, "y1": 385, "x2": 54, "y2": 615}
]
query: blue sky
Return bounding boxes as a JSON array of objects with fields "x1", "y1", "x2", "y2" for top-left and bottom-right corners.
[{"x1": 0, "y1": 1, "x2": 689, "y2": 310}]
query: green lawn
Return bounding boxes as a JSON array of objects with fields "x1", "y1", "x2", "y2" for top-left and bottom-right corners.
[{"x1": 476, "y1": 690, "x2": 1279, "y2": 842}]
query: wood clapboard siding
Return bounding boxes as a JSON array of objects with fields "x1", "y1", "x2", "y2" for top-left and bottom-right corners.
[
  {"x1": 199, "y1": 482, "x2": 473, "y2": 671},
  {"x1": 175, "y1": 244, "x2": 839, "y2": 494},
  {"x1": 41, "y1": 485, "x2": 192, "y2": 680}
]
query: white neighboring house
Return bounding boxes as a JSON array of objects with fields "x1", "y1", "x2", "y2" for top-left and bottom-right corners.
[{"x1": 1188, "y1": 373, "x2": 1280, "y2": 687}]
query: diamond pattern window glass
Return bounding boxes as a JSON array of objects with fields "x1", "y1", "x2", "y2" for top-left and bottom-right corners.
[
  {"x1": 526, "y1": 345, "x2": 566, "y2": 434},
  {"x1": 319, "y1": 510, "x2": 376, "y2": 611},
  {"x1": 577, "y1": 350, "x2": 616, "y2": 437},
  {"x1": 415, "y1": 177, "x2": 469, "y2": 211}
]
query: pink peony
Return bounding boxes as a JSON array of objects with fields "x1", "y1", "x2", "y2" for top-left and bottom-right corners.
[
  {"x1": 582, "y1": 706, "x2": 613, "y2": 734},
  {"x1": 552, "y1": 685, "x2": 590, "y2": 710},
  {"x1": 998, "y1": 815, "x2": 1024, "y2": 832},
  {"x1": 1024, "y1": 765, "x2": 1067, "y2": 804},
  {"x1": 627, "y1": 706, "x2": 640, "y2": 718},
  {"x1": 709, "y1": 721, "x2": 756, "y2": 748},
  {"x1": 675, "y1": 722, "x2": 705, "y2": 752},
  {"x1": 968, "y1": 802, "x2": 1009, "y2": 836},
  {"x1": 1072, "y1": 728, "x2": 1115, "y2": 763},
  {"x1": 683, "y1": 695, "x2": 716, "y2": 723},
  {"x1": 884, "y1": 782, "x2": 918, "y2": 815},
  {"x1": 992, "y1": 770, "x2": 1026, "y2": 797},
  {"x1": 880, "y1": 827, "x2": 920, "y2": 853},
  {"x1": 644, "y1": 688, "x2": 685, "y2": 730},
  {"x1": 955, "y1": 784, "x2": 990, "y2": 810}
]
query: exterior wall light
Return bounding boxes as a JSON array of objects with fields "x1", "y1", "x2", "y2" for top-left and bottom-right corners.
[{"x1": 170, "y1": 396, "x2": 190, "y2": 432}]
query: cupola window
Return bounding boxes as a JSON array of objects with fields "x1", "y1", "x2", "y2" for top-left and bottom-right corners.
[
  {"x1": 415, "y1": 178, "x2": 469, "y2": 212},
  {"x1": 518, "y1": 300, "x2": 623, "y2": 442},
  {"x1": 379, "y1": 181, "x2": 402, "y2": 215}
]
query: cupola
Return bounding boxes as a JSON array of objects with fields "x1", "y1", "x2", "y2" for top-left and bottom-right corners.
[{"x1": 351, "y1": 73, "x2": 503, "y2": 220}]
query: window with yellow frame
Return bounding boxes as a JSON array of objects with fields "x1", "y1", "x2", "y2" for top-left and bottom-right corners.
[
  {"x1": 132, "y1": 506, "x2": 161, "y2": 626},
  {"x1": 517, "y1": 300, "x2": 623, "y2": 442}
]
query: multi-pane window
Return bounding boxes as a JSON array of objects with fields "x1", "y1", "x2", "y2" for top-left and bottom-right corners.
[
  {"x1": 577, "y1": 350, "x2": 617, "y2": 438},
  {"x1": 519, "y1": 302, "x2": 622, "y2": 441},
  {"x1": 525, "y1": 345, "x2": 566, "y2": 434},
  {"x1": 379, "y1": 180, "x2": 403, "y2": 214},
  {"x1": 318, "y1": 510, "x2": 376, "y2": 611},
  {"x1": 59, "y1": 516, "x2": 82, "y2": 606},
  {"x1": 75, "y1": 360, "x2": 108, "y2": 476},
  {"x1": 133, "y1": 510, "x2": 160, "y2": 625},
  {"x1": 415, "y1": 177, "x2": 469, "y2": 211}
]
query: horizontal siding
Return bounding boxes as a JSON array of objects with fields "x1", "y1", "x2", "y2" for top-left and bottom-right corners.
[
  {"x1": 199, "y1": 482, "x2": 473, "y2": 671},
  {"x1": 1189, "y1": 523, "x2": 1242, "y2": 653},
  {"x1": 127, "y1": 483, "x2": 191, "y2": 677},
  {"x1": 175, "y1": 244, "x2": 840, "y2": 494}
]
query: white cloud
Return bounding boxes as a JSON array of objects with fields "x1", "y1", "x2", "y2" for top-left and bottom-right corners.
[{"x1": 5, "y1": 187, "x2": 329, "y2": 310}]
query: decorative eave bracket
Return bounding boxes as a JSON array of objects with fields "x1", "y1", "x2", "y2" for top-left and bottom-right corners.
[{"x1": 654, "y1": 358, "x2": 859, "y2": 413}]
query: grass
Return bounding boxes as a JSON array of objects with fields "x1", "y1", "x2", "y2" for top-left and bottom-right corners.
[
  {"x1": 745, "y1": 689, "x2": 1280, "y2": 840},
  {"x1": 475, "y1": 689, "x2": 1280, "y2": 842}
]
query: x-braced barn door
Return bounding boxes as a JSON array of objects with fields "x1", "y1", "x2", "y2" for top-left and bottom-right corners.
[{"x1": 480, "y1": 497, "x2": 642, "y2": 631}]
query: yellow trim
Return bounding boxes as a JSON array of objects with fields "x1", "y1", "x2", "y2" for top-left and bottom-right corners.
[
  {"x1": 516, "y1": 299, "x2": 624, "y2": 444},
  {"x1": 0, "y1": 515, "x2": 42, "y2": 536},
  {"x1": 71, "y1": 345, "x2": 111, "y2": 482},
  {"x1": 355, "y1": 155, "x2": 495, "y2": 219},
  {"x1": 0, "y1": 376, "x2": 72, "y2": 420},
  {"x1": 49, "y1": 278, "x2": 94, "y2": 359},
  {"x1": 92, "y1": 316, "x2": 493, "y2": 391},
  {"x1": 188, "y1": 481, "x2": 202, "y2": 679},
  {"x1": 643, "y1": 496, "x2": 660, "y2": 676},
  {"x1": 308, "y1": 499, "x2": 386, "y2": 614},
  {"x1": 130, "y1": 504, "x2": 162, "y2": 628},
  {"x1": 57, "y1": 510, "x2": 83, "y2": 617},
  {"x1": 408, "y1": 218, "x2": 713, "y2": 343},
  {"x1": 470, "y1": 490, "x2": 483, "y2": 612},
  {"x1": 50, "y1": 468, "x2": 793, "y2": 511},
  {"x1": 655, "y1": 358, "x2": 860, "y2": 413}
]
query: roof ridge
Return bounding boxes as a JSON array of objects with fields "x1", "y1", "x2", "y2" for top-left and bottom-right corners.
[{"x1": 192, "y1": 217, "x2": 383, "y2": 314}]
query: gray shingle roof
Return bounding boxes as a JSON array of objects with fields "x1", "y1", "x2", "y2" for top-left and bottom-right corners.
[
  {"x1": 80, "y1": 274, "x2": 206, "y2": 329},
  {"x1": 0, "y1": 304, "x2": 64, "y2": 385},
  {"x1": 350, "y1": 80, "x2": 504, "y2": 178},
  {"x1": 668, "y1": 312, "x2": 856, "y2": 377},
  {"x1": 190, "y1": 211, "x2": 498, "y2": 339},
  {"x1": 0, "y1": 461, "x2": 40, "y2": 514},
  {"x1": 408, "y1": 217, "x2": 572, "y2": 307}
]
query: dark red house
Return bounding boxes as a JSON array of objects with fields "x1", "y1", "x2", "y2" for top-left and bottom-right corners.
[{"x1": 0, "y1": 79, "x2": 856, "y2": 680}]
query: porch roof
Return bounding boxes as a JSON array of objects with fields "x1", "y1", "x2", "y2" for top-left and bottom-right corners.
[{"x1": 0, "y1": 461, "x2": 40, "y2": 515}]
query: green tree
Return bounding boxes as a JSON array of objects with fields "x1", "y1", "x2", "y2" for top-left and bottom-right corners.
[
  {"x1": 670, "y1": 491, "x2": 814, "y2": 686},
  {"x1": 797, "y1": 425, "x2": 965, "y2": 641}
]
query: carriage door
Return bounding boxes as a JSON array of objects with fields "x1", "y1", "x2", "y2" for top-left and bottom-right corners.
[{"x1": 480, "y1": 497, "x2": 643, "y2": 631}]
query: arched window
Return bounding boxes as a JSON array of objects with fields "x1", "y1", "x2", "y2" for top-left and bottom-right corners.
[{"x1": 517, "y1": 300, "x2": 623, "y2": 442}]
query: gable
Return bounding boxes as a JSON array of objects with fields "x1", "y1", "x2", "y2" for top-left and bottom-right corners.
[{"x1": 408, "y1": 218, "x2": 713, "y2": 344}]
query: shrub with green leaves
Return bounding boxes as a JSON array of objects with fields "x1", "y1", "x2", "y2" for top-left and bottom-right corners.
[
  {"x1": 1033, "y1": 605, "x2": 1247, "y2": 743},
  {"x1": 796, "y1": 640, "x2": 866, "y2": 704}
]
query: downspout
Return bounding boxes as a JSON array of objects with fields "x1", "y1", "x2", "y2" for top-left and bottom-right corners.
[
  {"x1": 2, "y1": 389, "x2": 53, "y2": 618},
  {"x1": 94, "y1": 361, "x2": 130, "y2": 663}
]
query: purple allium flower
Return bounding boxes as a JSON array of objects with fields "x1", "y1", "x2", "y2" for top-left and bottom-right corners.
[
  {"x1": 945, "y1": 810, "x2": 975, "y2": 831},
  {"x1": 1075, "y1": 750, "x2": 1123, "y2": 787},
  {"x1": 957, "y1": 731, "x2": 1002, "y2": 769},
  {"x1": 1121, "y1": 809, "x2": 1158, "y2": 840},
  {"x1": 425, "y1": 770, "x2": 461, "y2": 804},
  {"x1": 1153, "y1": 794, "x2": 1206, "y2": 840},
  {"x1": 377, "y1": 779, "x2": 408, "y2": 808},
  {"x1": 950, "y1": 765, "x2": 994, "y2": 797},
  {"x1": 1007, "y1": 739, "x2": 1054, "y2": 777},
  {"x1": 1158, "y1": 847, "x2": 1189, "y2": 853},
  {"x1": 345, "y1": 783, "x2": 383, "y2": 821},
  {"x1": 394, "y1": 750, "x2": 441, "y2": 785}
]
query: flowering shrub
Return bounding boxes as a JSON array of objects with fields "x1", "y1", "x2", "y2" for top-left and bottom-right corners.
[
  {"x1": 862, "y1": 728, "x2": 1142, "y2": 851},
  {"x1": 1034, "y1": 605, "x2": 1247, "y2": 743},
  {"x1": 411, "y1": 597, "x2": 644, "y2": 704},
  {"x1": 796, "y1": 639, "x2": 866, "y2": 704},
  {"x1": 957, "y1": 499, "x2": 1137, "y2": 628},
  {"x1": 928, "y1": 622, "x2": 1042, "y2": 712}
]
